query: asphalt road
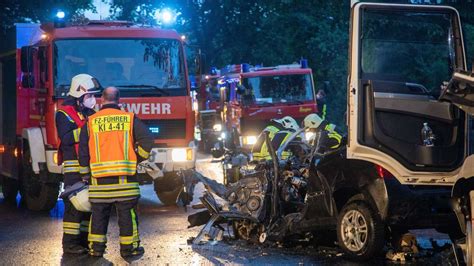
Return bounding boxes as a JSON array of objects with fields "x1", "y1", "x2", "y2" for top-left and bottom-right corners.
[{"x1": 0, "y1": 153, "x2": 457, "y2": 265}]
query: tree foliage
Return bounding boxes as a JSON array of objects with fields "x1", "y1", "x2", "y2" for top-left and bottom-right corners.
[
  {"x1": 2, "y1": 0, "x2": 473, "y2": 128},
  {"x1": 0, "y1": 0, "x2": 93, "y2": 32}
]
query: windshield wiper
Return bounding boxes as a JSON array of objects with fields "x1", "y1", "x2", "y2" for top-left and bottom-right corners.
[{"x1": 115, "y1": 85, "x2": 170, "y2": 96}]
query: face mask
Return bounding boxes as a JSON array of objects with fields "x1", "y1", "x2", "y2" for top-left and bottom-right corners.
[{"x1": 83, "y1": 96, "x2": 96, "y2": 109}]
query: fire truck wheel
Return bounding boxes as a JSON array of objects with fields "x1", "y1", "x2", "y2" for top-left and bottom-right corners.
[
  {"x1": 337, "y1": 201, "x2": 385, "y2": 261},
  {"x1": 1, "y1": 175, "x2": 19, "y2": 204},
  {"x1": 21, "y1": 149, "x2": 59, "y2": 211},
  {"x1": 153, "y1": 172, "x2": 184, "y2": 205}
]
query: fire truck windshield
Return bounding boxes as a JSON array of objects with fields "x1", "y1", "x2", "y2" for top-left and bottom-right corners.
[
  {"x1": 54, "y1": 38, "x2": 186, "y2": 97},
  {"x1": 241, "y1": 74, "x2": 314, "y2": 105}
]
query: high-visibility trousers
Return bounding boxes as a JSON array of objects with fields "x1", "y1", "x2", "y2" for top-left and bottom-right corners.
[{"x1": 88, "y1": 199, "x2": 140, "y2": 253}]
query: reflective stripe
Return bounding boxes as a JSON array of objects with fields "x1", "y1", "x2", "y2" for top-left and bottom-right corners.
[
  {"x1": 79, "y1": 166, "x2": 90, "y2": 174},
  {"x1": 80, "y1": 226, "x2": 89, "y2": 233},
  {"x1": 57, "y1": 110, "x2": 75, "y2": 123},
  {"x1": 88, "y1": 233, "x2": 107, "y2": 243},
  {"x1": 63, "y1": 160, "x2": 79, "y2": 166},
  {"x1": 119, "y1": 235, "x2": 140, "y2": 245},
  {"x1": 91, "y1": 168, "x2": 136, "y2": 177},
  {"x1": 88, "y1": 190, "x2": 140, "y2": 198},
  {"x1": 131, "y1": 208, "x2": 139, "y2": 248},
  {"x1": 73, "y1": 128, "x2": 81, "y2": 142},
  {"x1": 64, "y1": 167, "x2": 80, "y2": 173},
  {"x1": 80, "y1": 220, "x2": 89, "y2": 232},
  {"x1": 89, "y1": 183, "x2": 139, "y2": 191},
  {"x1": 88, "y1": 217, "x2": 93, "y2": 250},
  {"x1": 64, "y1": 228, "x2": 80, "y2": 235},
  {"x1": 137, "y1": 146, "x2": 149, "y2": 159},
  {"x1": 90, "y1": 160, "x2": 137, "y2": 177},
  {"x1": 94, "y1": 133, "x2": 100, "y2": 162},
  {"x1": 124, "y1": 131, "x2": 129, "y2": 160},
  {"x1": 91, "y1": 161, "x2": 136, "y2": 168},
  {"x1": 63, "y1": 222, "x2": 81, "y2": 229}
]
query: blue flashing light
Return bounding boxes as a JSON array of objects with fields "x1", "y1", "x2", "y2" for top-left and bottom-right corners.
[
  {"x1": 149, "y1": 127, "x2": 160, "y2": 134},
  {"x1": 300, "y1": 59, "x2": 308, "y2": 68},
  {"x1": 56, "y1": 10, "x2": 65, "y2": 19}
]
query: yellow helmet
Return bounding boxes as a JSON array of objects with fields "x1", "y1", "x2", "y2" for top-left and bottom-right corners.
[{"x1": 68, "y1": 74, "x2": 101, "y2": 98}]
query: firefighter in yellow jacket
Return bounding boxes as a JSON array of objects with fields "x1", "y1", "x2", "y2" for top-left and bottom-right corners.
[
  {"x1": 78, "y1": 87, "x2": 153, "y2": 258},
  {"x1": 251, "y1": 116, "x2": 300, "y2": 160}
]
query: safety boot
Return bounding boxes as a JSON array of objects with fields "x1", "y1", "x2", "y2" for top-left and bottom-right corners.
[
  {"x1": 63, "y1": 245, "x2": 88, "y2": 254},
  {"x1": 120, "y1": 246, "x2": 145, "y2": 258},
  {"x1": 88, "y1": 250, "x2": 104, "y2": 257}
]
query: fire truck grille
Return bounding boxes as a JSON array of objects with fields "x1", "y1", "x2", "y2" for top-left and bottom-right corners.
[{"x1": 142, "y1": 119, "x2": 187, "y2": 139}]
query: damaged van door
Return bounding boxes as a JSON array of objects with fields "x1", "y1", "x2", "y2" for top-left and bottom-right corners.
[{"x1": 348, "y1": 2, "x2": 474, "y2": 264}]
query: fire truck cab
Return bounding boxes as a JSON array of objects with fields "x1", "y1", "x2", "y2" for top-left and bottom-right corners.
[
  {"x1": 217, "y1": 61, "x2": 318, "y2": 149},
  {"x1": 0, "y1": 21, "x2": 196, "y2": 210},
  {"x1": 195, "y1": 72, "x2": 224, "y2": 152}
]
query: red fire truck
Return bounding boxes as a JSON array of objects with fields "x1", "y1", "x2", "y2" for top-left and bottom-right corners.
[
  {"x1": 0, "y1": 21, "x2": 196, "y2": 210},
  {"x1": 195, "y1": 72, "x2": 225, "y2": 152},
  {"x1": 218, "y1": 61, "x2": 317, "y2": 149}
]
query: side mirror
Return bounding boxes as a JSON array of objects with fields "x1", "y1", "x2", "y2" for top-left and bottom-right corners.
[
  {"x1": 21, "y1": 73, "x2": 35, "y2": 88},
  {"x1": 21, "y1": 46, "x2": 35, "y2": 73}
]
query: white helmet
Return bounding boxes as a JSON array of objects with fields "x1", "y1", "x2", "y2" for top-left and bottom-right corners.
[
  {"x1": 304, "y1": 113, "x2": 324, "y2": 129},
  {"x1": 68, "y1": 74, "x2": 101, "y2": 98},
  {"x1": 273, "y1": 116, "x2": 299, "y2": 131},
  {"x1": 62, "y1": 181, "x2": 91, "y2": 212}
]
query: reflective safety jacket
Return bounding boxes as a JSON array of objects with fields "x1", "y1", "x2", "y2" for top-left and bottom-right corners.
[
  {"x1": 55, "y1": 99, "x2": 95, "y2": 186},
  {"x1": 79, "y1": 104, "x2": 153, "y2": 202},
  {"x1": 312, "y1": 121, "x2": 342, "y2": 153},
  {"x1": 252, "y1": 124, "x2": 293, "y2": 160},
  {"x1": 79, "y1": 104, "x2": 153, "y2": 178}
]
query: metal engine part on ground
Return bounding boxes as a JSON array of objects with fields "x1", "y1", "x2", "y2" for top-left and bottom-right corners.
[{"x1": 61, "y1": 181, "x2": 91, "y2": 212}]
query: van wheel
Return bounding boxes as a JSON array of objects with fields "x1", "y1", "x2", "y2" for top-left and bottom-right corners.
[
  {"x1": 21, "y1": 149, "x2": 59, "y2": 211},
  {"x1": 153, "y1": 172, "x2": 184, "y2": 205},
  {"x1": 1, "y1": 175, "x2": 19, "y2": 204},
  {"x1": 337, "y1": 201, "x2": 385, "y2": 261}
]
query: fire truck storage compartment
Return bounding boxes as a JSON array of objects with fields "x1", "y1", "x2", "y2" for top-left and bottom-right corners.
[{"x1": 0, "y1": 26, "x2": 19, "y2": 178}]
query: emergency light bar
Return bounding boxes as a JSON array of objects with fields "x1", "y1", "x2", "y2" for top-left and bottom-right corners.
[{"x1": 221, "y1": 59, "x2": 309, "y2": 75}]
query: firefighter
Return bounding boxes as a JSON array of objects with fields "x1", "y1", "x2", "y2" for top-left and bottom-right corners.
[
  {"x1": 252, "y1": 116, "x2": 299, "y2": 160},
  {"x1": 78, "y1": 87, "x2": 153, "y2": 258},
  {"x1": 56, "y1": 73, "x2": 99, "y2": 254},
  {"x1": 304, "y1": 113, "x2": 342, "y2": 153},
  {"x1": 316, "y1": 89, "x2": 328, "y2": 120}
]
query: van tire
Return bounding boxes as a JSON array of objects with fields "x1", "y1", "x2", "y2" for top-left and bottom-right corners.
[{"x1": 337, "y1": 201, "x2": 385, "y2": 261}]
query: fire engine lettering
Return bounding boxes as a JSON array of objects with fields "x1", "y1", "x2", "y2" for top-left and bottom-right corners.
[
  {"x1": 299, "y1": 107, "x2": 312, "y2": 113},
  {"x1": 142, "y1": 104, "x2": 150, "y2": 114},
  {"x1": 151, "y1": 104, "x2": 160, "y2": 114},
  {"x1": 126, "y1": 103, "x2": 140, "y2": 114},
  {"x1": 124, "y1": 103, "x2": 172, "y2": 115},
  {"x1": 162, "y1": 103, "x2": 171, "y2": 114}
]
